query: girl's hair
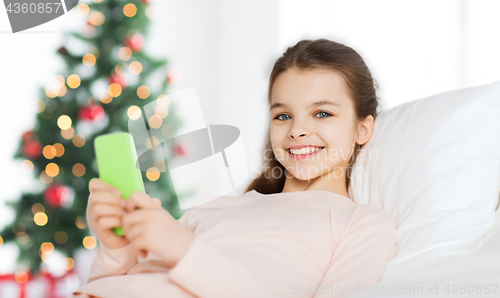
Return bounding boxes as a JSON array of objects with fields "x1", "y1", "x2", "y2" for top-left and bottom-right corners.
[{"x1": 245, "y1": 38, "x2": 379, "y2": 194}]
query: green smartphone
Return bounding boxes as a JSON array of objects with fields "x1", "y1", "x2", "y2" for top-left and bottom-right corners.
[{"x1": 94, "y1": 132, "x2": 145, "y2": 236}]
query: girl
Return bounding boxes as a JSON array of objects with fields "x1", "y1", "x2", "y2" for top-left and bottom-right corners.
[{"x1": 72, "y1": 39, "x2": 397, "y2": 298}]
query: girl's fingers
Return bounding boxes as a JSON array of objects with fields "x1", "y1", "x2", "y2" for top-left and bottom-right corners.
[
  {"x1": 92, "y1": 204, "x2": 125, "y2": 221},
  {"x1": 122, "y1": 209, "x2": 146, "y2": 227},
  {"x1": 123, "y1": 221, "x2": 142, "y2": 242},
  {"x1": 124, "y1": 191, "x2": 158, "y2": 212},
  {"x1": 89, "y1": 178, "x2": 122, "y2": 197},
  {"x1": 89, "y1": 191, "x2": 124, "y2": 207},
  {"x1": 97, "y1": 216, "x2": 122, "y2": 230}
]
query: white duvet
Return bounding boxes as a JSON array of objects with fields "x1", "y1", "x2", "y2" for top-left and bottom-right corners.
[{"x1": 351, "y1": 212, "x2": 500, "y2": 298}]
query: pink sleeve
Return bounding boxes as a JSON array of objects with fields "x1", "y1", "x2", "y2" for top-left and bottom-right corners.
[
  {"x1": 86, "y1": 241, "x2": 138, "y2": 283},
  {"x1": 167, "y1": 236, "x2": 280, "y2": 298},
  {"x1": 85, "y1": 210, "x2": 193, "y2": 284},
  {"x1": 82, "y1": 208, "x2": 194, "y2": 285},
  {"x1": 167, "y1": 208, "x2": 278, "y2": 297},
  {"x1": 313, "y1": 205, "x2": 398, "y2": 298}
]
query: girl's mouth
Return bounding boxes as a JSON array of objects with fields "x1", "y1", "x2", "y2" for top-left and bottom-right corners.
[{"x1": 286, "y1": 147, "x2": 324, "y2": 160}]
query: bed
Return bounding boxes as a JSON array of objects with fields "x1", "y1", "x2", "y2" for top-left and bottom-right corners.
[{"x1": 347, "y1": 80, "x2": 500, "y2": 298}]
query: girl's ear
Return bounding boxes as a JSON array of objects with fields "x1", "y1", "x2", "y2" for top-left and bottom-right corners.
[{"x1": 356, "y1": 115, "x2": 374, "y2": 145}]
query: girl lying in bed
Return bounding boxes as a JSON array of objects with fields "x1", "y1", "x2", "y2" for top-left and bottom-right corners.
[{"x1": 71, "y1": 38, "x2": 397, "y2": 298}]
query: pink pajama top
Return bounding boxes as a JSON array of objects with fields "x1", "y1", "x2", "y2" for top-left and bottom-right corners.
[{"x1": 71, "y1": 189, "x2": 397, "y2": 298}]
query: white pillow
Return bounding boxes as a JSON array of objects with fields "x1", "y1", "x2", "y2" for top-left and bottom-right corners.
[{"x1": 349, "y1": 80, "x2": 500, "y2": 264}]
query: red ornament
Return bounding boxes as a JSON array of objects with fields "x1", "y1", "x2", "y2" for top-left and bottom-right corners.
[
  {"x1": 141, "y1": 0, "x2": 149, "y2": 3},
  {"x1": 57, "y1": 46, "x2": 68, "y2": 55},
  {"x1": 44, "y1": 184, "x2": 70, "y2": 208},
  {"x1": 22, "y1": 130, "x2": 34, "y2": 141},
  {"x1": 166, "y1": 71, "x2": 178, "y2": 84},
  {"x1": 109, "y1": 74, "x2": 126, "y2": 88},
  {"x1": 123, "y1": 34, "x2": 144, "y2": 52},
  {"x1": 174, "y1": 143, "x2": 186, "y2": 156},
  {"x1": 23, "y1": 140, "x2": 43, "y2": 159},
  {"x1": 78, "y1": 105, "x2": 105, "y2": 121}
]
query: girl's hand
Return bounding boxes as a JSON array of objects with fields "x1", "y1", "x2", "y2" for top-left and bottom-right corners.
[
  {"x1": 122, "y1": 191, "x2": 195, "y2": 269},
  {"x1": 87, "y1": 178, "x2": 129, "y2": 249}
]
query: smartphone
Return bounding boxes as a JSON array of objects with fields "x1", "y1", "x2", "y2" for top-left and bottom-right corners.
[{"x1": 94, "y1": 132, "x2": 145, "y2": 236}]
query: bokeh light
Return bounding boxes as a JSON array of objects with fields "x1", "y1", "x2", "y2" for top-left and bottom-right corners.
[
  {"x1": 127, "y1": 105, "x2": 142, "y2": 120},
  {"x1": 53, "y1": 143, "x2": 65, "y2": 157},
  {"x1": 137, "y1": 85, "x2": 150, "y2": 99},
  {"x1": 148, "y1": 115, "x2": 162, "y2": 129},
  {"x1": 38, "y1": 100, "x2": 46, "y2": 113},
  {"x1": 73, "y1": 134, "x2": 86, "y2": 147},
  {"x1": 55, "y1": 231, "x2": 68, "y2": 244},
  {"x1": 32, "y1": 203, "x2": 45, "y2": 214},
  {"x1": 76, "y1": 4, "x2": 89, "y2": 17},
  {"x1": 88, "y1": 11, "x2": 105, "y2": 26},
  {"x1": 40, "y1": 171, "x2": 53, "y2": 184},
  {"x1": 155, "y1": 106, "x2": 169, "y2": 118},
  {"x1": 146, "y1": 167, "x2": 160, "y2": 181},
  {"x1": 45, "y1": 163, "x2": 59, "y2": 177},
  {"x1": 61, "y1": 127, "x2": 75, "y2": 139},
  {"x1": 14, "y1": 272, "x2": 28, "y2": 283},
  {"x1": 34, "y1": 212, "x2": 48, "y2": 226},
  {"x1": 75, "y1": 216, "x2": 87, "y2": 229},
  {"x1": 118, "y1": 47, "x2": 132, "y2": 61},
  {"x1": 99, "y1": 90, "x2": 113, "y2": 104},
  {"x1": 157, "y1": 95, "x2": 170, "y2": 107},
  {"x1": 57, "y1": 115, "x2": 72, "y2": 130},
  {"x1": 123, "y1": 3, "x2": 137, "y2": 17},
  {"x1": 145, "y1": 6, "x2": 155, "y2": 19},
  {"x1": 129, "y1": 61, "x2": 142, "y2": 75},
  {"x1": 83, "y1": 236, "x2": 97, "y2": 249},
  {"x1": 64, "y1": 258, "x2": 75, "y2": 270},
  {"x1": 21, "y1": 160, "x2": 34, "y2": 173},
  {"x1": 40, "y1": 242, "x2": 54, "y2": 254},
  {"x1": 16, "y1": 232, "x2": 29, "y2": 245},
  {"x1": 72, "y1": 163, "x2": 86, "y2": 177},
  {"x1": 67, "y1": 74, "x2": 81, "y2": 89},
  {"x1": 43, "y1": 145, "x2": 56, "y2": 159},
  {"x1": 115, "y1": 62, "x2": 127, "y2": 75},
  {"x1": 108, "y1": 83, "x2": 122, "y2": 97},
  {"x1": 83, "y1": 53, "x2": 96, "y2": 67}
]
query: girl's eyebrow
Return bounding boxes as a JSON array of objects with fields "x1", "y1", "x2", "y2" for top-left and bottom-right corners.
[{"x1": 270, "y1": 100, "x2": 341, "y2": 111}]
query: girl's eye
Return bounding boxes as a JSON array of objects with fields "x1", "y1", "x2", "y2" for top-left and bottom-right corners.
[
  {"x1": 273, "y1": 112, "x2": 333, "y2": 120},
  {"x1": 274, "y1": 114, "x2": 291, "y2": 121},
  {"x1": 315, "y1": 111, "x2": 333, "y2": 118}
]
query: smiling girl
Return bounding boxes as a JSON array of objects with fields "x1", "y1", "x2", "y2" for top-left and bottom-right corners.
[{"x1": 72, "y1": 39, "x2": 397, "y2": 298}]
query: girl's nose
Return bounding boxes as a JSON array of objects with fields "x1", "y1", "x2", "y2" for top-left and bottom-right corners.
[{"x1": 289, "y1": 132, "x2": 307, "y2": 139}]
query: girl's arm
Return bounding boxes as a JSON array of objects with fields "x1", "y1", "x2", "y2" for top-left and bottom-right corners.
[
  {"x1": 166, "y1": 236, "x2": 281, "y2": 298},
  {"x1": 86, "y1": 209, "x2": 192, "y2": 283},
  {"x1": 85, "y1": 241, "x2": 138, "y2": 284},
  {"x1": 312, "y1": 204, "x2": 398, "y2": 298},
  {"x1": 163, "y1": 206, "x2": 280, "y2": 297}
]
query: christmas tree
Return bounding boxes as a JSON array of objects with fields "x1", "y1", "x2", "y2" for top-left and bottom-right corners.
[{"x1": 0, "y1": 0, "x2": 185, "y2": 277}]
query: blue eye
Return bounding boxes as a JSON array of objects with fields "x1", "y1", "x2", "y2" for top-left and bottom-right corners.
[
  {"x1": 274, "y1": 112, "x2": 333, "y2": 120},
  {"x1": 274, "y1": 114, "x2": 291, "y2": 120},
  {"x1": 315, "y1": 111, "x2": 333, "y2": 118}
]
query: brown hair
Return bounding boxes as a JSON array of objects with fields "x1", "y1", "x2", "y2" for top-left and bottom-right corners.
[{"x1": 245, "y1": 38, "x2": 379, "y2": 194}]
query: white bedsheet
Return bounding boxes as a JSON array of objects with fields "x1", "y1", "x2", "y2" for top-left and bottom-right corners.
[{"x1": 349, "y1": 212, "x2": 500, "y2": 298}]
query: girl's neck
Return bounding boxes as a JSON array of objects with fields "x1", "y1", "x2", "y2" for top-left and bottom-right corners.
[{"x1": 281, "y1": 172, "x2": 349, "y2": 198}]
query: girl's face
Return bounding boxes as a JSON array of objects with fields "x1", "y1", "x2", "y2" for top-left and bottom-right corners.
[{"x1": 270, "y1": 68, "x2": 361, "y2": 182}]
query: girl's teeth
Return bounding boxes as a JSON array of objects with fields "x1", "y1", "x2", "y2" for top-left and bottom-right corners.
[{"x1": 288, "y1": 147, "x2": 322, "y2": 155}]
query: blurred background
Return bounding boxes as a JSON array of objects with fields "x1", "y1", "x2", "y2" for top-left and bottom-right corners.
[{"x1": 0, "y1": 0, "x2": 499, "y2": 296}]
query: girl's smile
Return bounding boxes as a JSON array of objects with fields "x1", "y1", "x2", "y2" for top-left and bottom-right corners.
[{"x1": 286, "y1": 146, "x2": 325, "y2": 160}]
